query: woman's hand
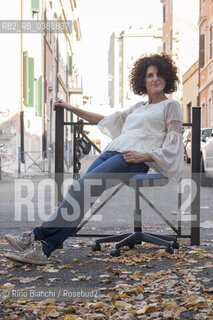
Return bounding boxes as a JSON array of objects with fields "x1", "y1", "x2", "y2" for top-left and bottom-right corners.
[
  {"x1": 53, "y1": 99, "x2": 72, "y2": 111},
  {"x1": 53, "y1": 100, "x2": 104, "y2": 123},
  {"x1": 122, "y1": 150, "x2": 153, "y2": 163}
]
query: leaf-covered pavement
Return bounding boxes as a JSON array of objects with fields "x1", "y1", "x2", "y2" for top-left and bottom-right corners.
[{"x1": 0, "y1": 230, "x2": 213, "y2": 320}]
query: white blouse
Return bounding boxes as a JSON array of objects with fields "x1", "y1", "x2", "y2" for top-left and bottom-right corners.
[{"x1": 97, "y1": 99, "x2": 184, "y2": 179}]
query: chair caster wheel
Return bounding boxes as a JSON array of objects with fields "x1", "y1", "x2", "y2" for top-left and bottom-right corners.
[
  {"x1": 166, "y1": 245, "x2": 174, "y2": 254},
  {"x1": 129, "y1": 243, "x2": 134, "y2": 249},
  {"x1": 172, "y1": 242, "x2": 179, "y2": 250},
  {"x1": 92, "y1": 243, "x2": 101, "y2": 252},
  {"x1": 110, "y1": 248, "x2": 120, "y2": 257}
]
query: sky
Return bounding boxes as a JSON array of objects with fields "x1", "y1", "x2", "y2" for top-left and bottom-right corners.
[{"x1": 76, "y1": 0, "x2": 163, "y2": 103}]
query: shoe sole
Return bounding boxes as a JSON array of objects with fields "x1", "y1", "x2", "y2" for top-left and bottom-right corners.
[
  {"x1": 5, "y1": 253, "x2": 49, "y2": 265},
  {"x1": 5, "y1": 236, "x2": 24, "y2": 252}
]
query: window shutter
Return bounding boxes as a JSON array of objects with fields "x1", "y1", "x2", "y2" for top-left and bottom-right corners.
[
  {"x1": 37, "y1": 76, "x2": 42, "y2": 117},
  {"x1": 31, "y1": 0, "x2": 40, "y2": 13},
  {"x1": 28, "y1": 57, "x2": 34, "y2": 107},
  {"x1": 200, "y1": 34, "x2": 205, "y2": 68},
  {"x1": 23, "y1": 51, "x2": 28, "y2": 105},
  {"x1": 68, "y1": 55, "x2": 73, "y2": 75}
]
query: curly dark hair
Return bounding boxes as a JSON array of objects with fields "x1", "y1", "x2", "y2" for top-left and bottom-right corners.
[{"x1": 129, "y1": 53, "x2": 179, "y2": 95}]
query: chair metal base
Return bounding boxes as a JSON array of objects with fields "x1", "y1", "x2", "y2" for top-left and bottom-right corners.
[{"x1": 92, "y1": 232, "x2": 179, "y2": 256}]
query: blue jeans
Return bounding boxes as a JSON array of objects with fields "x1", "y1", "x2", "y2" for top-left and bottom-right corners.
[{"x1": 33, "y1": 151, "x2": 149, "y2": 256}]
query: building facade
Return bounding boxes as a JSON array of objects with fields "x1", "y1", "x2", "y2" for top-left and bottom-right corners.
[
  {"x1": 199, "y1": 0, "x2": 213, "y2": 128},
  {"x1": 160, "y1": 0, "x2": 199, "y2": 103},
  {"x1": 108, "y1": 26, "x2": 162, "y2": 109},
  {"x1": 0, "y1": 0, "x2": 82, "y2": 173},
  {"x1": 182, "y1": 60, "x2": 199, "y2": 123}
]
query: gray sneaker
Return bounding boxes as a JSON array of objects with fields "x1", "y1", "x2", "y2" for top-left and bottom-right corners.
[
  {"x1": 5, "y1": 241, "x2": 49, "y2": 265},
  {"x1": 5, "y1": 231, "x2": 35, "y2": 251}
]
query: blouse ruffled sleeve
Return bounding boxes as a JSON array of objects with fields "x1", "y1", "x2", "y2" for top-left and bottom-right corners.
[
  {"x1": 148, "y1": 101, "x2": 184, "y2": 179},
  {"x1": 97, "y1": 103, "x2": 141, "y2": 139}
]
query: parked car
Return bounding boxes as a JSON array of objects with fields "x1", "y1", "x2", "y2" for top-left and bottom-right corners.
[
  {"x1": 201, "y1": 128, "x2": 213, "y2": 142},
  {"x1": 200, "y1": 135, "x2": 213, "y2": 186},
  {"x1": 183, "y1": 128, "x2": 191, "y2": 162},
  {"x1": 184, "y1": 128, "x2": 213, "y2": 163},
  {"x1": 185, "y1": 139, "x2": 205, "y2": 164}
]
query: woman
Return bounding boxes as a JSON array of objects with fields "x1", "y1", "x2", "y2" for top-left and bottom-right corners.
[{"x1": 5, "y1": 53, "x2": 184, "y2": 265}]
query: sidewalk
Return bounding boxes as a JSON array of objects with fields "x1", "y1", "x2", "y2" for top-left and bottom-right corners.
[
  {"x1": 0, "y1": 158, "x2": 213, "y2": 319},
  {"x1": 0, "y1": 153, "x2": 98, "y2": 179},
  {"x1": 0, "y1": 228, "x2": 213, "y2": 319}
]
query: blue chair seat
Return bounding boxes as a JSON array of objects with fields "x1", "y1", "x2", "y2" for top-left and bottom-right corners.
[{"x1": 129, "y1": 173, "x2": 168, "y2": 187}]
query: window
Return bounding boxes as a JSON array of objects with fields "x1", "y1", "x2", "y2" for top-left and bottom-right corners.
[
  {"x1": 170, "y1": 0, "x2": 172, "y2": 12},
  {"x1": 208, "y1": 98, "x2": 212, "y2": 127},
  {"x1": 170, "y1": 28, "x2": 172, "y2": 52},
  {"x1": 199, "y1": 34, "x2": 205, "y2": 68},
  {"x1": 202, "y1": 103, "x2": 205, "y2": 128},
  {"x1": 187, "y1": 102, "x2": 192, "y2": 123},
  {"x1": 166, "y1": 34, "x2": 169, "y2": 53},
  {"x1": 163, "y1": 4, "x2": 165, "y2": 23},
  {"x1": 166, "y1": 0, "x2": 168, "y2": 20},
  {"x1": 37, "y1": 76, "x2": 42, "y2": 117},
  {"x1": 210, "y1": 24, "x2": 212, "y2": 60},
  {"x1": 23, "y1": 51, "x2": 28, "y2": 105}
]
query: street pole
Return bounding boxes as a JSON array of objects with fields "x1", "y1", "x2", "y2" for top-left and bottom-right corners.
[
  {"x1": 191, "y1": 106, "x2": 201, "y2": 246},
  {"x1": 42, "y1": 0, "x2": 47, "y2": 159},
  {"x1": 55, "y1": 107, "x2": 64, "y2": 204}
]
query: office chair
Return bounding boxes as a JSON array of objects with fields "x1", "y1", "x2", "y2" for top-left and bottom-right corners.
[{"x1": 91, "y1": 173, "x2": 179, "y2": 256}]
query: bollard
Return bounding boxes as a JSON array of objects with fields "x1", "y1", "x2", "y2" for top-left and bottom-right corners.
[{"x1": 191, "y1": 106, "x2": 201, "y2": 246}]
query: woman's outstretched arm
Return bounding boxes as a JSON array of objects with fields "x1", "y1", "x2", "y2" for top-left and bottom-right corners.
[{"x1": 53, "y1": 99, "x2": 104, "y2": 123}]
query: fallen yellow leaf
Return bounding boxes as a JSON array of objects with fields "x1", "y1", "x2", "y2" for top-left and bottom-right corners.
[{"x1": 114, "y1": 300, "x2": 132, "y2": 310}]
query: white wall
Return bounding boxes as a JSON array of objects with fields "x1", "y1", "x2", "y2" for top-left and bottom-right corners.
[
  {"x1": 173, "y1": 0, "x2": 199, "y2": 75},
  {"x1": 0, "y1": 0, "x2": 21, "y2": 118}
]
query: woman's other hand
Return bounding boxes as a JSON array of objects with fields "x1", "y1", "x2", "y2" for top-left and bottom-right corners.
[
  {"x1": 53, "y1": 99, "x2": 71, "y2": 111},
  {"x1": 122, "y1": 150, "x2": 153, "y2": 163}
]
